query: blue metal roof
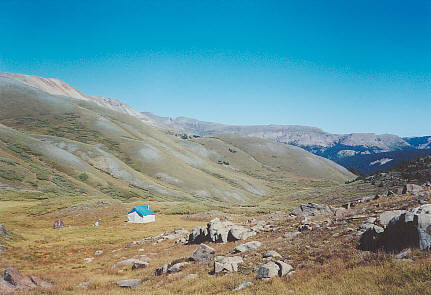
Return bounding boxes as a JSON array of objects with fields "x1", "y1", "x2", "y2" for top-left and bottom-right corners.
[{"x1": 128, "y1": 205, "x2": 155, "y2": 216}]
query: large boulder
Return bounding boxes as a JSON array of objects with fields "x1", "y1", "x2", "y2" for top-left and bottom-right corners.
[
  {"x1": 207, "y1": 218, "x2": 233, "y2": 243},
  {"x1": 403, "y1": 184, "x2": 423, "y2": 194},
  {"x1": 213, "y1": 256, "x2": 243, "y2": 273},
  {"x1": 188, "y1": 226, "x2": 208, "y2": 244},
  {"x1": 378, "y1": 210, "x2": 406, "y2": 227},
  {"x1": 188, "y1": 218, "x2": 255, "y2": 244},
  {"x1": 234, "y1": 241, "x2": 261, "y2": 253},
  {"x1": 3, "y1": 267, "x2": 36, "y2": 289},
  {"x1": 359, "y1": 204, "x2": 431, "y2": 252},
  {"x1": 190, "y1": 244, "x2": 215, "y2": 263},
  {"x1": 256, "y1": 262, "x2": 280, "y2": 279},
  {"x1": 292, "y1": 203, "x2": 332, "y2": 218},
  {"x1": 228, "y1": 225, "x2": 255, "y2": 241},
  {"x1": 274, "y1": 261, "x2": 293, "y2": 277}
]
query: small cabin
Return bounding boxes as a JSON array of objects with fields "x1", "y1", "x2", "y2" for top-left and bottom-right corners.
[{"x1": 127, "y1": 205, "x2": 155, "y2": 223}]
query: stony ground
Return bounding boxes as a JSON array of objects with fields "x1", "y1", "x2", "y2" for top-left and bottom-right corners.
[{"x1": 1, "y1": 185, "x2": 431, "y2": 294}]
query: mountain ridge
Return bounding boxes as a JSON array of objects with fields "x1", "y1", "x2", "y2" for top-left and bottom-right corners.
[
  {"x1": 0, "y1": 74, "x2": 354, "y2": 205},
  {"x1": 143, "y1": 113, "x2": 422, "y2": 159}
]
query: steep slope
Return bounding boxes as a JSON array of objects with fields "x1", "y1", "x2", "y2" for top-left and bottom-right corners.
[
  {"x1": 404, "y1": 136, "x2": 431, "y2": 150},
  {"x1": 0, "y1": 75, "x2": 354, "y2": 205},
  {"x1": 144, "y1": 113, "x2": 414, "y2": 161},
  {"x1": 336, "y1": 149, "x2": 431, "y2": 175},
  {"x1": 0, "y1": 72, "x2": 159, "y2": 127}
]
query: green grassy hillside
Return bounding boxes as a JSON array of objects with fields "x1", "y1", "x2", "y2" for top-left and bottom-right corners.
[{"x1": 0, "y1": 76, "x2": 354, "y2": 206}]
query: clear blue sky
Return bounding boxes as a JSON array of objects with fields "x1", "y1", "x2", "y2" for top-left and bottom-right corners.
[{"x1": 0, "y1": 0, "x2": 430, "y2": 137}]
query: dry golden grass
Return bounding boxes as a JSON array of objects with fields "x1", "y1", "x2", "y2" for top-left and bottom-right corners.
[{"x1": 2, "y1": 191, "x2": 431, "y2": 295}]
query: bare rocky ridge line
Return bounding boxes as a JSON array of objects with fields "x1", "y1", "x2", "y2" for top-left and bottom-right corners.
[
  {"x1": 144, "y1": 113, "x2": 430, "y2": 162},
  {"x1": 0, "y1": 72, "x2": 160, "y2": 128}
]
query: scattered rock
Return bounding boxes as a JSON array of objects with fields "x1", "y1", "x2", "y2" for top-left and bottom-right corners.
[
  {"x1": 234, "y1": 241, "x2": 261, "y2": 253},
  {"x1": 155, "y1": 264, "x2": 169, "y2": 276},
  {"x1": 333, "y1": 207, "x2": 349, "y2": 219},
  {"x1": 298, "y1": 224, "x2": 312, "y2": 232},
  {"x1": 188, "y1": 218, "x2": 255, "y2": 244},
  {"x1": 76, "y1": 281, "x2": 91, "y2": 289},
  {"x1": 183, "y1": 274, "x2": 197, "y2": 280},
  {"x1": 207, "y1": 218, "x2": 233, "y2": 243},
  {"x1": 263, "y1": 250, "x2": 282, "y2": 259},
  {"x1": 257, "y1": 262, "x2": 280, "y2": 279},
  {"x1": 167, "y1": 262, "x2": 189, "y2": 274},
  {"x1": 284, "y1": 231, "x2": 301, "y2": 239},
  {"x1": 116, "y1": 279, "x2": 142, "y2": 288},
  {"x1": 293, "y1": 203, "x2": 333, "y2": 218},
  {"x1": 3, "y1": 267, "x2": 35, "y2": 289},
  {"x1": 365, "y1": 217, "x2": 377, "y2": 224},
  {"x1": 0, "y1": 225, "x2": 11, "y2": 236},
  {"x1": 188, "y1": 226, "x2": 209, "y2": 244},
  {"x1": 30, "y1": 275, "x2": 52, "y2": 288},
  {"x1": 190, "y1": 244, "x2": 215, "y2": 263},
  {"x1": 132, "y1": 261, "x2": 149, "y2": 270},
  {"x1": 360, "y1": 204, "x2": 431, "y2": 252},
  {"x1": 235, "y1": 280, "x2": 253, "y2": 291},
  {"x1": 359, "y1": 223, "x2": 384, "y2": 233},
  {"x1": 213, "y1": 256, "x2": 243, "y2": 273},
  {"x1": 274, "y1": 260, "x2": 293, "y2": 277},
  {"x1": 0, "y1": 278, "x2": 15, "y2": 294},
  {"x1": 395, "y1": 248, "x2": 412, "y2": 259},
  {"x1": 228, "y1": 225, "x2": 256, "y2": 241},
  {"x1": 94, "y1": 250, "x2": 103, "y2": 256},
  {"x1": 84, "y1": 258, "x2": 94, "y2": 264},
  {"x1": 403, "y1": 184, "x2": 423, "y2": 194},
  {"x1": 378, "y1": 210, "x2": 406, "y2": 227},
  {"x1": 53, "y1": 219, "x2": 64, "y2": 229},
  {"x1": 399, "y1": 258, "x2": 414, "y2": 263}
]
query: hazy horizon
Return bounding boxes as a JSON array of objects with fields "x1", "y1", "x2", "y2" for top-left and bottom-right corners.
[{"x1": 0, "y1": 0, "x2": 429, "y2": 137}]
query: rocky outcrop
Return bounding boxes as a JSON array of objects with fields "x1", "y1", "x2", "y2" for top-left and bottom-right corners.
[
  {"x1": 190, "y1": 244, "x2": 215, "y2": 263},
  {"x1": 0, "y1": 267, "x2": 52, "y2": 293},
  {"x1": 155, "y1": 258, "x2": 189, "y2": 276},
  {"x1": 403, "y1": 184, "x2": 423, "y2": 194},
  {"x1": 234, "y1": 241, "x2": 262, "y2": 253},
  {"x1": 167, "y1": 262, "x2": 189, "y2": 274},
  {"x1": 256, "y1": 262, "x2": 279, "y2": 279},
  {"x1": 116, "y1": 255, "x2": 151, "y2": 269},
  {"x1": 155, "y1": 264, "x2": 169, "y2": 276},
  {"x1": 188, "y1": 218, "x2": 255, "y2": 244},
  {"x1": 359, "y1": 204, "x2": 431, "y2": 252},
  {"x1": 256, "y1": 261, "x2": 294, "y2": 279},
  {"x1": 378, "y1": 210, "x2": 406, "y2": 227},
  {"x1": 263, "y1": 250, "x2": 282, "y2": 259},
  {"x1": 0, "y1": 225, "x2": 10, "y2": 236},
  {"x1": 292, "y1": 203, "x2": 333, "y2": 218},
  {"x1": 213, "y1": 256, "x2": 243, "y2": 274}
]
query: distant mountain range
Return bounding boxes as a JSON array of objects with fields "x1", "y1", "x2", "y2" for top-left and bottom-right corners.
[{"x1": 144, "y1": 113, "x2": 431, "y2": 174}]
